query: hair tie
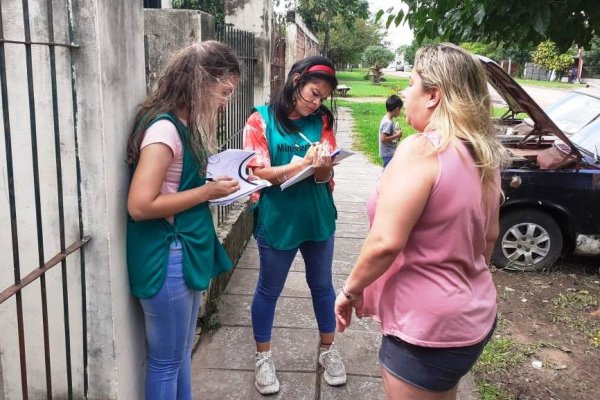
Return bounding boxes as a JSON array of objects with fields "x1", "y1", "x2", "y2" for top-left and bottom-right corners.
[{"x1": 306, "y1": 65, "x2": 335, "y2": 76}]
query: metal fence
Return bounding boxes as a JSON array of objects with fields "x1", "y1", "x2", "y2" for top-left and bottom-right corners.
[
  {"x1": 216, "y1": 25, "x2": 256, "y2": 224},
  {"x1": 270, "y1": 21, "x2": 286, "y2": 99},
  {"x1": 0, "y1": 0, "x2": 89, "y2": 399}
]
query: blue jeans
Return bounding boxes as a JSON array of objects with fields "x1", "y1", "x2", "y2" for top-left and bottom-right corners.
[
  {"x1": 139, "y1": 241, "x2": 201, "y2": 400},
  {"x1": 252, "y1": 227, "x2": 336, "y2": 343},
  {"x1": 382, "y1": 156, "x2": 393, "y2": 168}
]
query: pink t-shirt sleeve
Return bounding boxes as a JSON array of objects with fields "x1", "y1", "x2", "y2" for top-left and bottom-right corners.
[
  {"x1": 141, "y1": 119, "x2": 182, "y2": 159},
  {"x1": 140, "y1": 119, "x2": 183, "y2": 196}
]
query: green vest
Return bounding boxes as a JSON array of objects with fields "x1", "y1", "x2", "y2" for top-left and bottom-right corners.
[
  {"x1": 127, "y1": 113, "x2": 232, "y2": 298},
  {"x1": 254, "y1": 105, "x2": 336, "y2": 250}
]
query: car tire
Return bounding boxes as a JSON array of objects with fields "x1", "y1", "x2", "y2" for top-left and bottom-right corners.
[{"x1": 492, "y1": 209, "x2": 563, "y2": 271}]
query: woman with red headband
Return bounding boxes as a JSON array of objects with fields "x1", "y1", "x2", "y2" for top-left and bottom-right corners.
[{"x1": 243, "y1": 56, "x2": 345, "y2": 395}]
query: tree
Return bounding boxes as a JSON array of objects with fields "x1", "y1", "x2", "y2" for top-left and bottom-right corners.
[
  {"x1": 583, "y1": 36, "x2": 600, "y2": 73},
  {"x1": 296, "y1": 0, "x2": 369, "y2": 57},
  {"x1": 532, "y1": 41, "x2": 575, "y2": 80},
  {"x1": 377, "y1": 1, "x2": 600, "y2": 52},
  {"x1": 173, "y1": 0, "x2": 224, "y2": 26},
  {"x1": 362, "y1": 46, "x2": 395, "y2": 84},
  {"x1": 400, "y1": 37, "x2": 441, "y2": 66},
  {"x1": 326, "y1": 17, "x2": 384, "y2": 68}
]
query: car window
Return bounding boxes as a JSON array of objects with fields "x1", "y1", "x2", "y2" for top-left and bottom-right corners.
[
  {"x1": 544, "y1": 92, "x2": 600, "y2": 135},
  {"x1": 570, "y1": 118, "x2": 600, "y2": 155}
]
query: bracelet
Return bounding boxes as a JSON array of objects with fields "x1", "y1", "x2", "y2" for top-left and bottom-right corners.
[
  {"x1": 283, "y1": 164, "x2": 289, "y2": 181},
  {"x1": 274, "y1": 166, "x2": 284, "y2": 183},
  {"x1": 314, "y1": 169, "x2": 333, "y2": 184},
  {"x1": 341, "y1": 286, "x2": 362, "y2": 301}
]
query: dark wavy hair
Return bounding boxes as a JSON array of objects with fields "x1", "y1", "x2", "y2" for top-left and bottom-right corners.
[{"x1": 269, "y1": 56, "x2": 338, "y2": 133}]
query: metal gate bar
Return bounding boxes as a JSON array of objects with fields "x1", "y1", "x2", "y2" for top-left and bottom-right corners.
[
  {"x1": 216, "y1": 24, "x2": 256, "y2": 225},
  {"x1": 0, "y1": 0, "x2": 87, "y2": 398},
  {"x1": 0, "y1": 0, "x2": 29, "y2": 396}
]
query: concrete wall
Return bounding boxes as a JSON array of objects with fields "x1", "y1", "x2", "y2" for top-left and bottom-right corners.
[
  {"x1": 285, "y1": 12, "x2": 319, "y2": 75},
  {"x1": 144, "y1": 9, "x2": 216, "y2": 92},
  {"x1": 0, "y1": 0, "x2": 84, "y2": 397},
  {"x1": 1, "y1": 2, "x2": 259, "y2": 398},
  {"x1": 70, "y1": 0, "x2": 147, "y2": 398},
  {"x1": 0, "y1": 0, "x2": 146, "y2": 398},
  {"x1": 226, "y1": 0, "x2": 272, "y2": 105}
]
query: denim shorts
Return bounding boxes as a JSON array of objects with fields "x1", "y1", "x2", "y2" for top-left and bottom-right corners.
[{"x1": 379, "y1": 319, "x2": 496, "y2": 392}]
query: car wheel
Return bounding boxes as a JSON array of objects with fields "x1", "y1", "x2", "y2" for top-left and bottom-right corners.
[{"x1": 492, "y1": 209, "x2": 563, "y2": 271}]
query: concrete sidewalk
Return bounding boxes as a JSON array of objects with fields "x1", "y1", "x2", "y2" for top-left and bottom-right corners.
[{"x1": 191, "y1": 108, "x2": 478, "y2": 399}]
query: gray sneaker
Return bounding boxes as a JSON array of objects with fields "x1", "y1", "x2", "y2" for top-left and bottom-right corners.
[
  {"x1": 255, "y1": 350, "x2": 280, "y2": 395},
  {"x1": 319, "y1": 343, "x2": 347, "y2": 386}
]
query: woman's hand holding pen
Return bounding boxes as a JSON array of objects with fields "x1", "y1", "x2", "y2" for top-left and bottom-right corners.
[
  {"x1": 204, "y1": 176, "x2": 240, "y2": 200},
  {"x1": 311, "y1": 143, "x2": 333, "y2": 180}
]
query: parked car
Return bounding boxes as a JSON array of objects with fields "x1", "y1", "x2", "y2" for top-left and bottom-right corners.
[
  {"x1": 524, "y1": 90, "x2": 600, "y2": 136},
  {"x1": 479, "y1": 56, "x2": 600, "y2": 271}
]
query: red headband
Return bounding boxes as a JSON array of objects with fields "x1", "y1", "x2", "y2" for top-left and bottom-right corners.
[{"x1": 306, "y1": 65, "x2": 335, "y2": 75}]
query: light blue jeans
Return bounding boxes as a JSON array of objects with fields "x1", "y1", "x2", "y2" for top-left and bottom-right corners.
[{"x1": 139, "y1": 241, "x2": 200, "y2": 400}]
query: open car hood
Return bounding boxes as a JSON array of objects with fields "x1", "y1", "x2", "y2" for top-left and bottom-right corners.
[{"x1": 477, "y1": 56, "x2": 581, "y2": 159}]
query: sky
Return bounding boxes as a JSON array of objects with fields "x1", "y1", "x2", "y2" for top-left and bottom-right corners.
[
  {"x1": 274, "y1": 1, "x2": 414, "y2": 51},
  {"x1": 368, "y1": 0, "x2": 413, "y2": 50}
]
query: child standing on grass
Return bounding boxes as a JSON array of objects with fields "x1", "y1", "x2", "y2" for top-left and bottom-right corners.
[{"x1": 379, "y1": 95, "x2": 403, "y2": 168}]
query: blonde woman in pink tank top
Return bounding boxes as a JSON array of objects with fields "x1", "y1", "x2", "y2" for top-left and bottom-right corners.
[{"x1": 334, "y1": 43, "x2": 507, "y2": 400}]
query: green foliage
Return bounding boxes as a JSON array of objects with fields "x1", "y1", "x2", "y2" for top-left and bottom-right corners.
[
  {"x1": 460, "y1": 42, "x2": 496, "y2": 57},
  {"x1": 476, "y1": 381, "x2": 513, "y2": 400},
  {"x1": 514, "y1": 78, "x2": 574, "y2": 89},
  {"x1": 172, "y1": 0, "x2": 224, "y2": 26},
  {"x1": 583, "y1": 36, "x2": 600, "y2": 71},
  {"x1": 362, "y1": 46, "x2": 395, "y2": 83},
  {"x1": 296, "y1": 0, "x2": 369, "y2": 56},
  {"x1": 399, "y1": 37, "x2": 441, "y2": 66},
  {"x1": 362, "y1": 46, "x2": 395, "y2": 69},
  {"x1": 337, "y1": 69, "x2": 408, "y2": 97},
  {"x1": 377, "y1": 1, "x2": 600, "y2": 53},
  {"x1": 459, "y1": 42, "x2": 534, "y2": 76},
  {"x1": 532, "y1": 41, "x2": 575, "y2": 77},
  {"x1": 395, "y1": 44, "x2": 409, "y2": 56},
  {"x1": 474, "y1": 338, "x2": 536, "y2": 374},
  {"x1": 550, "y1": 291, "x2": 600, "y2": 348},
  {"x1": 326, "y1": 17, "x2": 384, "y2": 67}
]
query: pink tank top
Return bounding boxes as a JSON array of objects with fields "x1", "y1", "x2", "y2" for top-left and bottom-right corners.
[{"x1": 362, "y1": 132, "x2": 499, "y2": 347}]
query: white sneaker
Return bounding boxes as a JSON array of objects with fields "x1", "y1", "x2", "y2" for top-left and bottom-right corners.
[
  {"x1": 255, "y1": 350, "x2": 280, "y2": 395},
  {"x1": 319, "y1": 343, "x2": 347, "y2": 386}
]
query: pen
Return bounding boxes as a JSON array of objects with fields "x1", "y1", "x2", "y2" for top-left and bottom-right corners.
[{"x1": 298, "y1": 131, "x2": 317, "y2": 146}]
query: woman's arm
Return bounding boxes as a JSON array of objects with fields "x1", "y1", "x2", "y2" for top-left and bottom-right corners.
[
  {"x1": 380, "y1": 130, "x2": 402, "y2": 143},
  {"x1": 127, "y1": 143, "x2": 239, "y2": 221},
  {"x1": 343, "y1": 135, "x2": 439, "y2": 295},
  {"x1": 250, "y1": 153, "x2": 314, "y2": 185},
  {"x1": 483, "y1": 195, "x2": 500, "y2": 264}
]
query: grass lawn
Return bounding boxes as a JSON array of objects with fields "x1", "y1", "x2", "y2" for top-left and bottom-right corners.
[
  {"x1": 338, "y1": 102, "x2": 515, "y2": 165},
  {"x1": 337, "y1": 100, "x2": 416, "y2": 165},
  {"x1": 515, "y1": 78, "x2": 577, "y2": 90},
  {"x1": 337, "y1": 69, "x2": 409, "y2": 98}
]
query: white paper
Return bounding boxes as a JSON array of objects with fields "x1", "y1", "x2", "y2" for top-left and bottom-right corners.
[
  {"x1": 207, "y1": 149, "x2": 271, "y2": 206},
  {"x1": 279, "y1": 148, "x2": 354, "y2": 190}
]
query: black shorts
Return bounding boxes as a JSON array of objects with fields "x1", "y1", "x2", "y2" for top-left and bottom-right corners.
[{"x1": 379, "y1": 320, "x2": 496, "y2": 392}]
